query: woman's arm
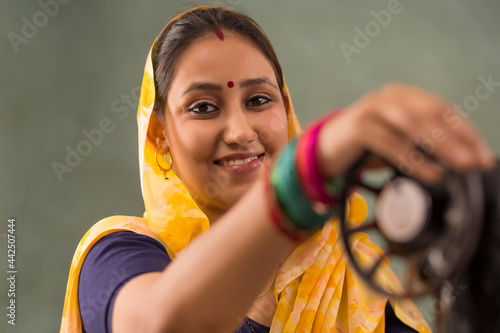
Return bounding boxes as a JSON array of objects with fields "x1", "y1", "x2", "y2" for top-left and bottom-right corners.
[
  {"x1": 112, "y1": 83, "x2": 495, "y2": 333},
  {"x1": 318, "y1": 84, "x2": 495, "y2": 182},
  {"x1": 112, "y1": 178, "x2": 295, "y2": 333}
]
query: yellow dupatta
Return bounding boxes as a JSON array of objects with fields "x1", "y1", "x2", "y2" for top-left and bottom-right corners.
[{"x1": 60, "y1": 7, "x2": 431, "y2": 332}]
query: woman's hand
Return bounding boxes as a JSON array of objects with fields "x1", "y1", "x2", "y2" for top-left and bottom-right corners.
[{"x1": 318, "y1": 83, "x2": 496, "y2": 183}]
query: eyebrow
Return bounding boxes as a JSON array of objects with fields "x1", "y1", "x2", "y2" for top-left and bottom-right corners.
[
  {"x1": 240, "y1": 77, "x2": 278, "y2": 90},
  {"x1": 182, "y1": 77, "x2": 278, "y2": 96},
  {"x1": 183, "y1": 82, "x2": 223, "y2": 95}
]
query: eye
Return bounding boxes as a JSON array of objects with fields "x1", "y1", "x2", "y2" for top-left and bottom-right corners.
[
  {"x1": 187, "y1": 102, "x2": 220, "y2": 114},
  {"x1": 246, "y1": 95, "x2": 272, "y2": 108}
]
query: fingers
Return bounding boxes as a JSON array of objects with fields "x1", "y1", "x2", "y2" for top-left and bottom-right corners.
[
  {"x1": 350, "y1": 83, "x2": 495, "y2": 182},
  {"x1": 357, "y1": 112, "x2": 443, "y2": 183},
  {"x1": 443, "y1": 114, "x2": 495, "y2": 168}
]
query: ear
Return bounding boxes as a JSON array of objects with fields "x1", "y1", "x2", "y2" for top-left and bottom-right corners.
[{"x1": 146, "y1": 111, "x2": 170, "y2": 154}]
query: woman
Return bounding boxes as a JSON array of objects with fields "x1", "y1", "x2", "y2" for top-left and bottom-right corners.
[{"x1": 61, "y1": 6, "x2": 494, "y2": 333}]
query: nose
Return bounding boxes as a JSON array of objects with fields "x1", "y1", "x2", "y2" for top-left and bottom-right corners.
[{"x1": 222, "y1": 107, "x2": 257, "y2": 146}]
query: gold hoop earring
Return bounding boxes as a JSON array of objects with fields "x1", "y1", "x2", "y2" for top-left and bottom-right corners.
[{"x1": 155, "y1": 150, "x2": 172, "y2": 180}]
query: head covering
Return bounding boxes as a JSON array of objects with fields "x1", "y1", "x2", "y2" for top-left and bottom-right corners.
[
  {"x1": 137, "y1": 6, "x2": 302, "y2": 258},
  {"x1": 61, "y1": 7, "x2": 430, "y2": 332}
]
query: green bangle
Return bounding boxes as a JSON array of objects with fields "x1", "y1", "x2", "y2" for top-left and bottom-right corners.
[{"x1": 271, "y1": 140, "x2": 336, "y2": 232}]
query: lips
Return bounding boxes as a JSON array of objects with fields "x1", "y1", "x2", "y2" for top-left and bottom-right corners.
[
  {"x1": 219, "y1": 155, "x2": 259, "y2": 166},
  {"x1": 214, "y1": 153, "x2": 265, "y2": 166},
  {"x1": 214, "y1": 153, "x2": 265, "y2": 174}
]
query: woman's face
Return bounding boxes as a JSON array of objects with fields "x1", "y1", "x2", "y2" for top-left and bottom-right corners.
[{"x1": 160, "y1": 31, "x2": 289, "y2": 220}]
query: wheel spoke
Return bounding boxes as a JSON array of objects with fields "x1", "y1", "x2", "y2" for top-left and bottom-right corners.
[
  {"x1": 351, "y1": 220, "x2": 378, "y2": 233},
  {"x1": 403, "y1": 259, "x2": 417, "y2": 293},
  {"x1": 367, "y1": 255, "x2": 386, "y2": 280},
  {"x1": 358, "y1": 182, "x2": 383, "y2": 195}
]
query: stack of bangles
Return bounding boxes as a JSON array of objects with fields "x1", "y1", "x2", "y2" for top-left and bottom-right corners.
[{"x1": 266, "y1": 110, "x2": 344, "y2": 242}]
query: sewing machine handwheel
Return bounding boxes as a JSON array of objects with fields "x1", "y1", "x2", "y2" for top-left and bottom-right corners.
[{"x1": 339, "y1": 152, "x2": 484, "y2": 298}]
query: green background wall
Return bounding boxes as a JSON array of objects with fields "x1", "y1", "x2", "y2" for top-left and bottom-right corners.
[{"x1": 1, "y1": 0, "x2": 499, "y2": 332}]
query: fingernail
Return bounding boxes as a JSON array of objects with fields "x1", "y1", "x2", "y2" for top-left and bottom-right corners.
[
  {"x1": 482, "y1": 153, "x2": 497, "y2": 170},
  {"x1": 479, "y1": 143, "x2": 495, "y2": 168},
  {"x1": 454, "y1": 147, "x2": 473, "y2": 170},
  {"x1": 420, "y1": 162, "x2": 443, "y2": 185}
]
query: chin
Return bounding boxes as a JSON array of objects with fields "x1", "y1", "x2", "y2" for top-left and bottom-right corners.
[{"x1": 218, "y1": 183, "x2": 254, "y2": 209}]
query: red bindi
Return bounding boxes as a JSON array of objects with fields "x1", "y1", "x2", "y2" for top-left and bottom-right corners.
[
  {"x1": 227, "y1": 81, "x2": 234, "y2": 88},
  {"x1": 214, "y1": 26, "x2": 224, "y2": 41}
]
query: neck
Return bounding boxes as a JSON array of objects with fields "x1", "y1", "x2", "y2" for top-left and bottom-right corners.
[{"x1": 202, "y1": 206, "x2": 227, "y2": 226}]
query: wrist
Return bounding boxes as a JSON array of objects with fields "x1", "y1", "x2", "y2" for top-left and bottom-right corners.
[
  {"x1": 264, "y1": 109, "x2": 348, "y2": 241},
  {"x1": 317, "y1": 110, "x2": 362, "y2": 180}
]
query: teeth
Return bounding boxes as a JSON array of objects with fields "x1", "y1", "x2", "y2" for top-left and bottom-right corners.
[{"x1": 220, "y1": 155, "x2": 259, "y2": 166}]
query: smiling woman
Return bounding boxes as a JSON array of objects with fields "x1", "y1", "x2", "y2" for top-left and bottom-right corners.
[
  {"x1": 151, "y1": 32, "x2": 288, "y2": 219},
  {"x1": 60, "y1": 6, "x2": 494, "y2": 333}
]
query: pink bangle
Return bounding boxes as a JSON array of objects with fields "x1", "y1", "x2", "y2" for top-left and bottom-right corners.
[
  {"x1": 296, "y1": 109, "x2": 343, "y2": 205},
  {"x1": 295, "y1": 131, "x2": 316, "y2": 201}
]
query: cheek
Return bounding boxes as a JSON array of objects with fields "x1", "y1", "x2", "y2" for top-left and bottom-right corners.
[
  {"x1": 169, "y1": 121, "x2": 219, "y2": 166},
  {"x1": 256, "y1": 109, "x2": 289, "y2": 153}
]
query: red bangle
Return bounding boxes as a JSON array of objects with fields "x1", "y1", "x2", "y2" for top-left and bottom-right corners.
[
  {"x1": 264, "y1": 166, "x2": 310, "y2": 242},
  {"x1": 295, "y1": 130, "x2": 318, "y2": 202},
  {"x1": 265, "y1": 109, "x2": 343, "y2": 242},
  {"x1": 295, "y1": 109, "x2": 343, "y2": 205}
]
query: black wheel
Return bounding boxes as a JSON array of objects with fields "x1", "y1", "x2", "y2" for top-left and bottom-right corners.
[{"x1": 338, "y1": 151, "x2": 484, "y2": 298}]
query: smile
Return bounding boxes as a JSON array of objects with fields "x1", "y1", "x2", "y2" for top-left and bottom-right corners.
[
  {"x1": 214, "y1": 153, "x2": 265, "y2": 165},
  {"x1": 219, "y1": 155, "x2": 259, "y2": 166},
  {"x1": 214, "y1": 153, "x2": 265, "y2": 174}
]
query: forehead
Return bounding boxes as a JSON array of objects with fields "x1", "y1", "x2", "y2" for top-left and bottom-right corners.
[{"x1": 170, "y1": 32, "x2": 277, "y2": 87}]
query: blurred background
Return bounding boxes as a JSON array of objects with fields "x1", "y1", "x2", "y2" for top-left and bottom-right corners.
[{"x1": 1, "y1": 0, "x2": 499, "y2": 332}]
